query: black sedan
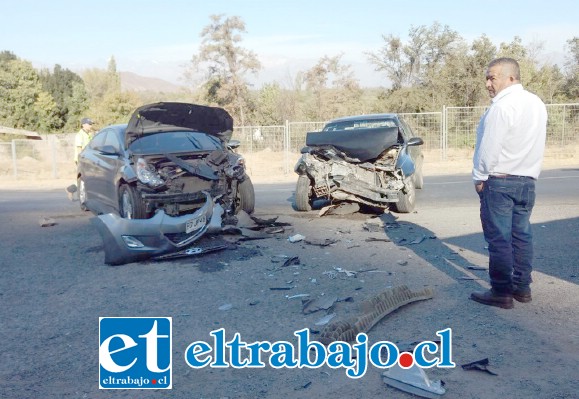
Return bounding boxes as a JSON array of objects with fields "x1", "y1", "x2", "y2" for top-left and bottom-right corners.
[
  {"x1": 294, "y1": 113, "x2": 424, "y2": 213},
  {"x1": 76, "y1": 102, "x2": 254, "y2": 264}
]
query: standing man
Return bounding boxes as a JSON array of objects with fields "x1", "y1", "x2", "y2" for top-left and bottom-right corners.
[
  {"x1": 74, "y1": 117, "x2": 94, "y2": 164},
  {"x1": 470, "y1": 57, "x2": 547, "y2": 309}
]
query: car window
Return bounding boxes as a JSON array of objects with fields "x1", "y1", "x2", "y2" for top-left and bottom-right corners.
[
  {"x1": 129, "y1": 131, "x2": 223, "y2": 154},
  {"x1": 398, "y1": 118, "x2": 415, "y2": 140},
  {"x1": 323, "y1": 119, "x2": 397, "y2": 131},
  {"x1": 103, "y1": 130, "x2": 122, "y2": 152},
  {"x1": 89, "y1": 130, "x2": 107, "y2": 149}
]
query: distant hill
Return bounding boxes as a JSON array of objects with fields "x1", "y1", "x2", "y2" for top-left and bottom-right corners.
[{"x1": 119, "y1": 71, "x2": 184, "y2": 93}]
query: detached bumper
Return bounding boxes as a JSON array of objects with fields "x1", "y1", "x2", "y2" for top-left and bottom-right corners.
[{"x1": 91, "y1": 192, "x2": 215, "y2": 265}]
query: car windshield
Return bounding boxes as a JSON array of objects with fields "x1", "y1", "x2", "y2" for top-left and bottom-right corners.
[
  {"x1": 128, "y1": 131, "x2": 223, "y2": 154},
  {"x1": 323, "y1": 119, "x2": 397, "y2": 131}
]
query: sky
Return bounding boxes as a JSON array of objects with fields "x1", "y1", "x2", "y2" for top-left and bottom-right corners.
[{"x1": 1, "y1": 0, "x2": 577, "y2": 88}]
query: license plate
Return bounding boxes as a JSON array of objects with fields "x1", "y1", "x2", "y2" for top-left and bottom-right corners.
[{"x1": 185, "y1": 215, "x2": 206, "y2": 234}]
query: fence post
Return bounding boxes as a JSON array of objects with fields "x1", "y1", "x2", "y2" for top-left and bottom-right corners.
[
  {"x1": 442, "y1": 106, "x2": 447, "y2": 160},
  {"x1": 51, "y1": 138, "x2": 58, "y2": 178},
  {"x1": 11, "y1": 140, "x2": 17, "y2": 178},
  {"x1": 284, "y1": 120, "x2": 290, "y2": 174}
]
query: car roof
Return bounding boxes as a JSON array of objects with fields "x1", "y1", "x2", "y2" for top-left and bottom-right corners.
[{"x1": 327, "y1": 113, "x2": 400, "y2": 124}]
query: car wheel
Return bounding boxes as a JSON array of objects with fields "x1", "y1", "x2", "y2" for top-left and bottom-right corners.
[
  {"x1": 236, "y1": 177, "x2": 255, "y2": 214},
  {"x1": 78, "y1": 177, "x2": 88, "y2": 211},
  {"x1": 394, "y1": 179, "x2": 416, "y2": 213},
  {"x1": 119, "y1": 184, "x2": 147, "y2": 219},
  {"x1": 294, "y1": 175, "x2": 312, "y2": 211}
]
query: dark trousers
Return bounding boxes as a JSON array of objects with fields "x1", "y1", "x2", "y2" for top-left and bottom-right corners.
[{"x1": 478, "y1": 176, "x2": 536, "y2": 294}]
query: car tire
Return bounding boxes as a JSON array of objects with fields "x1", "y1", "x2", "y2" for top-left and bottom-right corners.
[
  {"x1": 394, "y1": 179, "x2": 416, "y2": 213},
  {"x1": 119, "y1": 184, "x2": 147, "y2": 219},
  {"x1": 237, "y1": 177, "x2": 255, "y2": 214},
  {"x1": 294, "y1": 175, "x2": 312, "y2": 211},
  {"x1": 78, "y1": 177, "x2": 88, "y2": 211}
]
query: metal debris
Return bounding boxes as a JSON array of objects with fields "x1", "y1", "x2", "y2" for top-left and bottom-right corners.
[
  {"x1": 152, "y1": 244, "x2": 228, "y2": 260},
  {"x1": 319, "y1": 202, "x2": 360, "y2": 216},
  {"x1": 282, "y1": 256, "x2": 300, "y2": 267},
  {"x1": 218, "y1": 303, "x2": 233, "y2": 311},
  {"x1": 39, "y1": 217, "x2": 57, "y2": 227},
  {"x1": 383, "y1": 363, "x2": 446, "y2": 398},
  {"x1": 304, "y1": 238, "x2": 338, "y2": 246},
  {"x1": 365, "y1": 237, "x2": 392, "y2": 242}
]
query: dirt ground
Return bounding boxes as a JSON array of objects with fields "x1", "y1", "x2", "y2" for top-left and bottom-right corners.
[{"x1": 0, "y1": 151, "x2": 578, "y2": 399}]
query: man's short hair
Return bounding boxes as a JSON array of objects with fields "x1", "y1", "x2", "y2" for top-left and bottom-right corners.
[{"x1": 488, "y1": 57, "x2": 521, "y2": 81}]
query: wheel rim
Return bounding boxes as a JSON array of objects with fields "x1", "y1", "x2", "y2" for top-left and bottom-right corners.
[{"x1": 121, "y1": 190, "x2": 133, "y2": 219}]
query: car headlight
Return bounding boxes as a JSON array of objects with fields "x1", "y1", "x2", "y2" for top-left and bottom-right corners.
[
  {"x1": 225, "y1": 156, "x2": 245, "y2": 179},
  {"x1": 136, "y1": 158, "x2": 165, "y2": 187}
]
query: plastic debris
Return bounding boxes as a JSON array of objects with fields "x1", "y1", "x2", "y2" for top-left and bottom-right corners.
[
  {"x1": 282, "y1": 256, "x2": 300, "y2": 267},
  {"x1": 314, "y1": 313, "x2": 336, "y2": 326},
  {"x1": 288, "y1": 234, "x2": 306, "y2": 243},
  {"x1": 383, "y1": 363, "x2": 446, "y2": 398},
  {"x1": 218, "y1": 303, "x2": 233, "y2": 311},
  {"x1": 461, "y1": 358, "x2": 498, "y2": 376},
  {"x1": 302, "y1": 296, "x2": 338, "y2": 314}
]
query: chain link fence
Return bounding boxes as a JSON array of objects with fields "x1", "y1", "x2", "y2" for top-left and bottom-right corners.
[{"x1": 1, "y1": 104, "x2": 578, "y2": 181}]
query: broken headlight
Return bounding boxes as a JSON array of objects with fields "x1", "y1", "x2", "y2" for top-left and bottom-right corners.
[
  {"x1": 136, "y1": 158, "x2": 164, "y2": 188},
  {"x1": 225, "y1": 156, "x2": 246, "y2": 179}
]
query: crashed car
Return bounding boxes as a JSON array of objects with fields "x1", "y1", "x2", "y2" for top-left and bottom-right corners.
[
  {"x1": 294, "y1": 113, "x2": 424, "y2": 213},
  {"x1": 76, "y1": 102, "x2": 254, "y2": 265}
]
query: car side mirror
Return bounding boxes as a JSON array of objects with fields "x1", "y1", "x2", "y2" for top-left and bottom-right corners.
[
  {"x1": 228, "y1": 139, "x2": 241, "y2": 149},
  {"x1": 99, "y1": 145, "x2": 121, "y2": 155},
  {"x1": 408, "y1": 137, "x2": 424, "y2": 146}
]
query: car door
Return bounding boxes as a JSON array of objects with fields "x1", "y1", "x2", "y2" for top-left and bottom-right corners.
[
  {"x1": 98, "y1": 129, "x2": 125, "y2": 209},
  {"x1": 395, "y1": 118, "x2": 417, "y2": 177},
  {"x1": 78, "y1": 130, "x2": 107, "y2": 202}
]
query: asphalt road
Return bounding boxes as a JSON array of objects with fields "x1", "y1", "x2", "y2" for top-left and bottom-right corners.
[{"x1": 0, "y1": 167, "x2": 578, "y2": 398}]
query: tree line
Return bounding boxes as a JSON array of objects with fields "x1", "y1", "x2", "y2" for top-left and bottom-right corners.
[{"x1": 1, "y1": 16, "x2": 578, "y2": 134}]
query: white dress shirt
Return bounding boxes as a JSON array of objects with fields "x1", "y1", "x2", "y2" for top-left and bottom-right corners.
[{"x1": 473, "y1": 84, "x2": 547, "y2": 182}]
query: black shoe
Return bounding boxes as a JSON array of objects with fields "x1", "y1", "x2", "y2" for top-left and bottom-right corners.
[
  {"x1": 513, "y1": 288, "x2": 532, "y2": 303},
  {"x1": 470, "y1": 289, "x2": 514, "y2": 309}
]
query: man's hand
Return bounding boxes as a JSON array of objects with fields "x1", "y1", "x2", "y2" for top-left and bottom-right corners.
[{"x1": 475, "y1": 181, "x2": 484, "y2": 193}]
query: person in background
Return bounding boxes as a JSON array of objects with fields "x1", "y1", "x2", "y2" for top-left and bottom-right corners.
[
  {"x1": 74, "y1": 117, "x2": 94, "y2": 164},
  {"x1": 67, "y1": 117, "x2": 95, "y2": 200},
  {"x1": 470, "y1": 57, "x2": 547, "y2": 309}
]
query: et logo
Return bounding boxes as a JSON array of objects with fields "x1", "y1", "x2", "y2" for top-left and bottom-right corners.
[{"x1": 99, "y1": 317, "x2": 172, "y2": 389}]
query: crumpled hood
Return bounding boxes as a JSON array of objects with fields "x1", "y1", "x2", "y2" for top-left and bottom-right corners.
[{"x1": 125, "y1": 102, "x2": 234, "y2": 146}]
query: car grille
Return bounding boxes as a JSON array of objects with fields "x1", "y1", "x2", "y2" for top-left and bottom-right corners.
[
  {"x1": 313, "y1": 185, "x2": 330, "y2": 197},
  {"x1": 165, "y1": 230, "x2": 203, "y2": 246}
]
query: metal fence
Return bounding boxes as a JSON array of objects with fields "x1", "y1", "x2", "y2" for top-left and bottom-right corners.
[{"x1": 1, "y1": 104, "x2": 578, "y2": 180}]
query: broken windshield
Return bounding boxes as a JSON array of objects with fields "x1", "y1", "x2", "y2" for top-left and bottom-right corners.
[{"x1": 129, "y1": 131, "x2": 223, "y2": 154}]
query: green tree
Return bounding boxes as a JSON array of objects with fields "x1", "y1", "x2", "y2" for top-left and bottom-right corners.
[
  {"x1": 39, "y1": 64, "x2": 87, "y2": 131},
  {"x1": 0, "y1": 55, "x2": 59, "y2": 131},
  {"x1": 81, "y1": 56, "x2": 140, "y2": 126},
  {"x1": 563, "y1": 37, "x2": 579, "y2": 100},
  {"x1": 367, "y1": 22, "x2": 461, "y2": 90},
  {"x1": 300, "y1": 54, "x2": 362, "y2": 120},
  {"x1": 188, "y1": 14, "x2": 261, "y2": 125}
]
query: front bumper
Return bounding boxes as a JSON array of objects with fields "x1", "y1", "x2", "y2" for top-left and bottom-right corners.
[{"x1": 91, "y1": 192, "x2": 215, "y2": 265}]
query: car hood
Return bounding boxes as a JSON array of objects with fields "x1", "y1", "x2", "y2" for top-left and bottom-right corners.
[
  {"x1": 125, "y1": 102, "x2": 234, "y2": 146},
  {"x1": 306, "y1": 126, "x2": 400, "y2": 162}
]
